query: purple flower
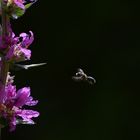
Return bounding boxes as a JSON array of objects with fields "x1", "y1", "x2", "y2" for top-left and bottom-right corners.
[
  {"x1": 14, "y1": 87, "x2": 38, "y2": 107},
  {"x1": 20, "y1": 31, "x2": 34, "y2": 47},
  {"x1": 0, "y1": 83, "x2": 39, "y2": 131},
  {"x1": 6, "y1": 31, "x2": 34, "y2": 62}
]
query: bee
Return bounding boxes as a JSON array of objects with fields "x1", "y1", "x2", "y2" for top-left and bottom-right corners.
[{"x1": 72, "y1": 68, "x2": 96, "y2": 85}]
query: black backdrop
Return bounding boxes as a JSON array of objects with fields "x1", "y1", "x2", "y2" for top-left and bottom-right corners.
[{"x1": 3, "y1": 0, "x2": 140, "y2": 140}]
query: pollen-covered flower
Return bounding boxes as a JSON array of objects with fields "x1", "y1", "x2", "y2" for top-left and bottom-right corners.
[
  {"x1": 6, "y1": 31, "x2": 34, "y2": 62},
  {"x1": 0, "y1": 83, "x2": 39, "y2": 131}
]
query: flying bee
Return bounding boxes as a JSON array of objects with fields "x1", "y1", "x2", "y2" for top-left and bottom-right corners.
[{"x1": 72, "y1": 68, "x2": 96, "y2": 85}]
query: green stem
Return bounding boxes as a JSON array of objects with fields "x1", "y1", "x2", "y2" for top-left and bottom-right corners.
[
  {"x1": 0, "y1": 58, "x2": 9, "y2": 85},
  {"x1": 0, "y1": 0, "x2": 10, "y2": 101},
  {"x1": 0, "y1": 0, "x2": 10, "y2": 85},
  {"x1": 1, "y1": 0, "x2": 10, "y2": 37},
  {"x1": 0, "y1": 1, "x2": 10, "y2": 137}
]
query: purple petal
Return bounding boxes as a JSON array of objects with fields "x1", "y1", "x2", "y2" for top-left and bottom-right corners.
[
  {"x1": 17, "y1": 109, "x2": 40, "y2": 118},
  {"x1": 19, "y1": 33, "x2": 28, "y2": 39},
  {"x1": 6, "y1": 84, "x2": 16, "y2": 99},
  {"x1": 20, "y1": 31, "x2": 34, "y2": 48},
  {"x1": 20, "y1": 47, "x2": 31, "y2": 60},
  {"x1": 13, "y1": 0, "x2": 25, "y2": 9},
  {"x1": 16, "y1": 109, "x2": 39, "y2": 124},
  {"x1": 14, "y1": 87, "x2": 30, "y2": 107},
  {"x1": 25, "y1": 96, "x2": 38, "y2": 106}
]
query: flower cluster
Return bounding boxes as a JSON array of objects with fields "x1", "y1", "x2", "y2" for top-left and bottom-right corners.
[
  {"x1": 0, "y1": 0, "x2": 39, "y2": 131},
  {"x1": 0, "y1": 74, "x2": 39, "y2": 131}
]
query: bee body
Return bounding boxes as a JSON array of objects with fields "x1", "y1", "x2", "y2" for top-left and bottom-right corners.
[{"x1": 72, "y1": 68, "x2": 96, "y2": 85}]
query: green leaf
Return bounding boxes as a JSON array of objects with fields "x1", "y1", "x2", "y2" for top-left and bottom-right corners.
[
  {"x1": 12, "y1": 8, "x2": 25, "y2": 19},
  {"x1": 25, "y1": 3, "x2": 33, "y2": 9}
]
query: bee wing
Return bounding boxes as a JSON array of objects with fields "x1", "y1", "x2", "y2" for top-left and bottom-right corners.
[
  {"x1": 76, "y1": 68, "x2": 85, "y2": 76},
  {"x1": 72, "y1": 76, "x2": 83, "y2": 82},
  {"x1": 25, "y1": 63, "x2": 46, "y2": 69},
  {"x1": 16, "y1": 63, "x2": 46, "y2": 70},
  {"x1": 87, "y1": 76, "x2": 96, "y2": 84},
  {"x1": 77, "y1": 68, "x2": 84, "y2": 73}
]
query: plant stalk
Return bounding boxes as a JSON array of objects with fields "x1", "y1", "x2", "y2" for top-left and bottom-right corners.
[{"x1": 0, "y1": 0, "x2": 10, "y2": 102}]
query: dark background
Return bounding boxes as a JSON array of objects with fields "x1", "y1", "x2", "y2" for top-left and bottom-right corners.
[{"x1": 3, "y1": 0, "x2": 140, "y2": 140}]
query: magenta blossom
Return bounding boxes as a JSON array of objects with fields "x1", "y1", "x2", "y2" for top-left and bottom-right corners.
[
  {"x1": 0, "y1": 83, "x2": 39, "y2": 131},
  {"x1": 6, "y1": 31, "x2": 34, "y2": 62},
  {"x1": 0, "y1": 0, "x2": 41, "y2": 133}
]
